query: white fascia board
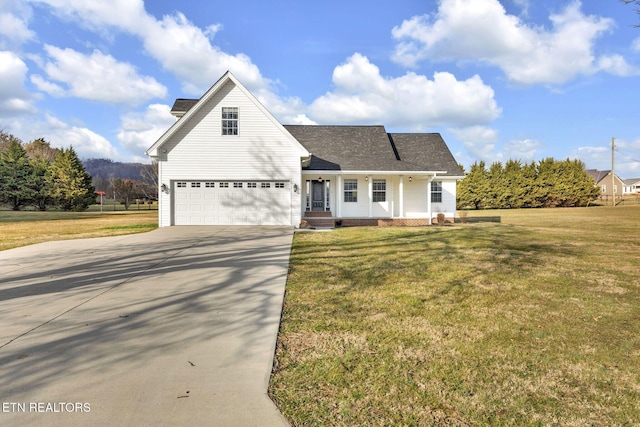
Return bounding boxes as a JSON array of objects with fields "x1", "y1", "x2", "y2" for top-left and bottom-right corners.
[
  {"x1": 146, "y1": 73, "x2": 232, "y2": 157},
  {"x1": 302, "y1": 170, "x2": 447, "y2": 176},
  {"x1": 145, "y1": 71, "x2": 310, "y2": 158}
]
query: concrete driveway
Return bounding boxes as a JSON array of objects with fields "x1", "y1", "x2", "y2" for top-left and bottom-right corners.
[{"x1": 0, "y1": 226, "x2": 292, "y2": 426}]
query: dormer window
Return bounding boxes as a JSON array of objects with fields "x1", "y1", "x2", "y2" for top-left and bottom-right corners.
[{"x1": 222, "y1": 107, "x2": 238, "y2": 135}]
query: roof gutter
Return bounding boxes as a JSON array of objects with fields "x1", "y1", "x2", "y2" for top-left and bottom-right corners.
[{"x1": 302, "y1": 170, "x2": 447, "y2": 176}]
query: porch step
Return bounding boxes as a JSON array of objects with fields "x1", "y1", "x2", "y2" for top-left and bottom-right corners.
[
  {"x1": 304, "y1": 211, "x2": 333, "y2": 218},
  {"x1": 305, "y1": 218, "x2": 336, "y2": 228}
]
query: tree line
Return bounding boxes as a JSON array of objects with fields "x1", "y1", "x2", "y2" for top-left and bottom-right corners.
[
  {"x1": 457, "y1": 158, "x2": 601, "y2": 210},
  {"x1": 83, "y1": 158, "x2": 157, "y2": 209},
  {"x1": 0, "y1": 131, "x2": 95, "y2": 211},
  {"x1": 0, "y1": 131, "x2": 158, "y2": 211}
]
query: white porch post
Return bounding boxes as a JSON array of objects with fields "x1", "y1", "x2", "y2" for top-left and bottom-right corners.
[
  {"x1": 427, "y1": 175, "x2": 434, "y2": 224},
  {"x1": 367, "y1": 176, "x2": 373, "y2": 218},
  {"x1": 337, "y1": 175, "x2": 342, "y2": 217},
  {"x1": 399, "y1": 175, "x2": 404, "y2": 218}
]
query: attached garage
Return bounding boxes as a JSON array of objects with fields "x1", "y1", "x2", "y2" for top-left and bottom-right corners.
[{"x1": 172, "y1": 180, "x2": 291, "y2": 225}]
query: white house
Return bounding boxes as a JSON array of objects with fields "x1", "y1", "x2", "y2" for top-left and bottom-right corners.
[
  {"x1": 623, "y1": 178, "x2": 640, "y2": 195},
  {"x1": 146, "y1": 72, "x2": 463, "y2": 227}
]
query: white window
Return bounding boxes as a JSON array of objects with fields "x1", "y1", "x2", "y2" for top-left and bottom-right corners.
[
  {"x1": 431, "y1": 181, "x2": 442, "y2": 203},
  {"x1": 222, "y1": 107, "x2": 238, "y2": 135},
  {"x1": 177, "y1": 182, "x2": 187, "y2": 188},
  {"x1": 205, "y1": 182, "x2": 215, "y2": 188},
  {"x1": 275, "y1": 182, "x2": 285, "y2": 189},
  {"x1": 233, "y1": 182, "x2": 243, "y2": 188},
  {"x1": 191, "y1": 182, "x2": 201, "y2": 188},
  {"x1": 261, "y1": 182, "x2": 271, "y2": 189},
  {"x1": 247, "y1": 182, "x2": 257, "y2": 188},
  {"x1": 601, "y1": 185, "x2": 606, "y2": 193},
  {"x1": 219, "y1": 182, "x2": 229, "y2": 188},
  {"x1": 372, "y1": 179, "x2": 386, "y2": 202},
  {"x1": 344, "y1": 179, "x2": 358, "y2": 203}
]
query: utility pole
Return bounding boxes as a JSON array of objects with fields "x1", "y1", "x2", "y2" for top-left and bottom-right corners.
[{"x1": 612, "y1": 137, "x2": 615, "y2": 207}]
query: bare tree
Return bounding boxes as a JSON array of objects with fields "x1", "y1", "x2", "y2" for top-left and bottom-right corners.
[
  {"x1": 112, "y1": 178, "x2": 138, "y2": 210},
  {"x1": 621, "y1": 0, "x2": 640, "y2": 26},
  {"x1": 140, "y1": 161, "x2": 158, "y2": 200}
]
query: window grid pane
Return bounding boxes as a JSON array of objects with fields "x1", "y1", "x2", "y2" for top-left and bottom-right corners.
[
  {"x1": 372, "y1": 179, "x2": 386, "y2": 202},
  {"x1": 222, "y1": 107, "x2": 238, "y2": 135},
  {"x1": 344, "y1": 179, "x2": 358, "y2": 203},
  {"x1": 431, "y1": 181, "x2": 442, "y2": 203}
]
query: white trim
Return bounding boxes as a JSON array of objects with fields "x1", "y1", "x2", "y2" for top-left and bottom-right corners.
[
  {"x1": 147, "y1": 72, "x2": 309, "y2": 159},
  {"x1": 368, "y1": 176, "x2": 373, "y2": 218},
  {"x1": 303, "y1": 170, "x2": 446, "y2": 176},
  {"x1": 399, "y1": 176, "x2": 404, "y2": 218}
]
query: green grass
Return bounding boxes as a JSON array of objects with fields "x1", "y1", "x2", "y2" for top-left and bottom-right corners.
[
  {"x1": 100, "y1": 223, "x2": 158, "y2": 230},
  {"x1": 270, "y1": 206, "x2": 640, "y2": 426},
  {"x1": 0, "y1": 208, "x2": 158, "y2": 251}
]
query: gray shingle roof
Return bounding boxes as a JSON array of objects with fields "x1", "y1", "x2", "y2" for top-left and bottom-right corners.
[
  {"x1": 284, "y1": 125, "x2": 462, "y2": 176},
  {"x1": 586, "y1": 169, "x2": 611, "y2": 183},
  {"x1": 167, "y1": 96, "x2": 462, "y2": 175},
  {"x1": 171, "y1": 98, "x2": 198, "y2": 115}
]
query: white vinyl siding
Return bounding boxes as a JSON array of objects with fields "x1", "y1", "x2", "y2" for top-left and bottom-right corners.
[{"x1": 157, "y1": 80, "x2": 305, "y2": 226}]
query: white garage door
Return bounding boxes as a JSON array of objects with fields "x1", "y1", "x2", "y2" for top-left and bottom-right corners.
[{"x1": 173, "y1": 180, "x2": 291, "y2": 225}]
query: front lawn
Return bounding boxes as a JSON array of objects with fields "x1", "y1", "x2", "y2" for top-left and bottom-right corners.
[
  {"x1": 270, "y1": 206, "x2": 640, "y2": 426},
  {"x1": 0, "y1": 209, "x2": 157, "y2": 251}
]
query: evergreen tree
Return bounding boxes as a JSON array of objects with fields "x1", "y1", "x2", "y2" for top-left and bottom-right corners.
[
  {"x1": 47, "y1": 147, "x2": 95, "y2": 211},
  {"x1": 486, "y1": 162, "x2": 504, "y2": 208},
  {"x1": 0, "y1": 139, "x2": 37, "y2": 210},
  {"x1": 521, "y1": 161, "x2": 542, "y2": 207},
  {"x1": 25, "y1": 138, "x2": 60, "y2": 211},
  {"x1": 457, "y1": 161, "x2": 488, "y2": 209}
]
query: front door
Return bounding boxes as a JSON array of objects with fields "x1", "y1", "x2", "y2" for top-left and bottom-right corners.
[{"x1": 312, "y1": 180, "x2": 325, "y2": 211}]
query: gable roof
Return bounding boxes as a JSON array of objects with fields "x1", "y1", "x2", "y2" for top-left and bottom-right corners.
[
  {"x1": 146, "y1": 71, "x2": 309, "y2": 158},
  {"x1": 284, "y1": 125, "x2": 463, "y2": 176},
  {"x1": 623, "y1": 178, "x2": 640, "y2": 185},
  {"x1": 170, "y1": 98, "x2": 198, "y2": 117},
  {"x1": 585, "y1": 169, "x2": 625, "y2": 184},
  {"x1": 586, "y1": 169, "x2": 610, "y2": 183}
]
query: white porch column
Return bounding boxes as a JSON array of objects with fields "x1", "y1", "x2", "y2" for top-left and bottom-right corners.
[
  {"x1": 427, "y1": 175, "x2": 434, "y2": 224},
  {"x1": 367, "y1": 176, "x2": 373, "y2": 218},
  {"x1": 337, "y1": 175, "x2": 342, "y2": 217},
  {"x1": 399, "y1": 175, "x2": 404, "y2": 218}
]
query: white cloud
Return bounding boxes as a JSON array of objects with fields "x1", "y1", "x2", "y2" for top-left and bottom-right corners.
[
  {"x1": 30, "y1": 45, "x2": 167, "y2": 104},
  {"x1": 0, "y1": 12, "x2": 35, "y2": 47},
  {"x1": 117, "y1": 104, "x2": 176, "y2": 155},
  {"x1": 571, "y1": 138, "x2": 640, "y2": 177},
  {"x1": 633, "y1": 37, "x2": 640, "y2": 52},
  {"x1": 27, "y1": 0, "x2": 147, "y2": 32},
  {"x1": 8, "y1": 114, "x2": 121, "y2": 160},
  {"x1": 450, "y1": 126, "x2": 501, "y2": 161},
  {"x1": 0, "y1": 50, "x2": 36, "y2": 117},
  {"x1": 504, "y1": 138, "x2": 544, "y2": 161},
  {"x1": 28, "y1": 0, "x2": 272, "y2": 96},
  {"x1": 308, "y1": 53, "x2": 501, "y2": 129},
  {"x1": 597, "y1": 54, "x2": 640, "y2": 77},
  {"x1": 392, "y1": 0, "x2": 618, "y2": 85}
]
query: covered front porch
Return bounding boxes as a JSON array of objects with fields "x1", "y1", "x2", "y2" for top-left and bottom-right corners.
[{"x1": 300, "y1": 171, "x2": 454, "y2": 228}]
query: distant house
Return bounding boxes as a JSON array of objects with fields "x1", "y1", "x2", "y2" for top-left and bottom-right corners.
[
  {"x1": 585, "y1": 169, "x2": 624, "y2": 202},
  {"x1": 146, "y1": 71, "x2": 463, "y2": 227},
  {"x1": 623, "y1": 178, "x2": 640, "y2": 195}
]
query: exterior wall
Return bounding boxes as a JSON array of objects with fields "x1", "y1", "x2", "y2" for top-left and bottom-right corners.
[
  {"x1": 300, "y1": 173, "x2": 458, "y2": 223},
  {"x1": 597, "y1": 173, "x2": 625, "y2": 201},
  {"x1": 434, "y1": 179, "x2": 457, "y2": 219},
  {"x1": 157, "y1": 81, "x2": 303, "y2": 226}
]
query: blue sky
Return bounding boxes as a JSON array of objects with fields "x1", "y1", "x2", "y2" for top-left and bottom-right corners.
[{"x1": 1, "y1": 0, "x2": 640, "y2": 178}]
